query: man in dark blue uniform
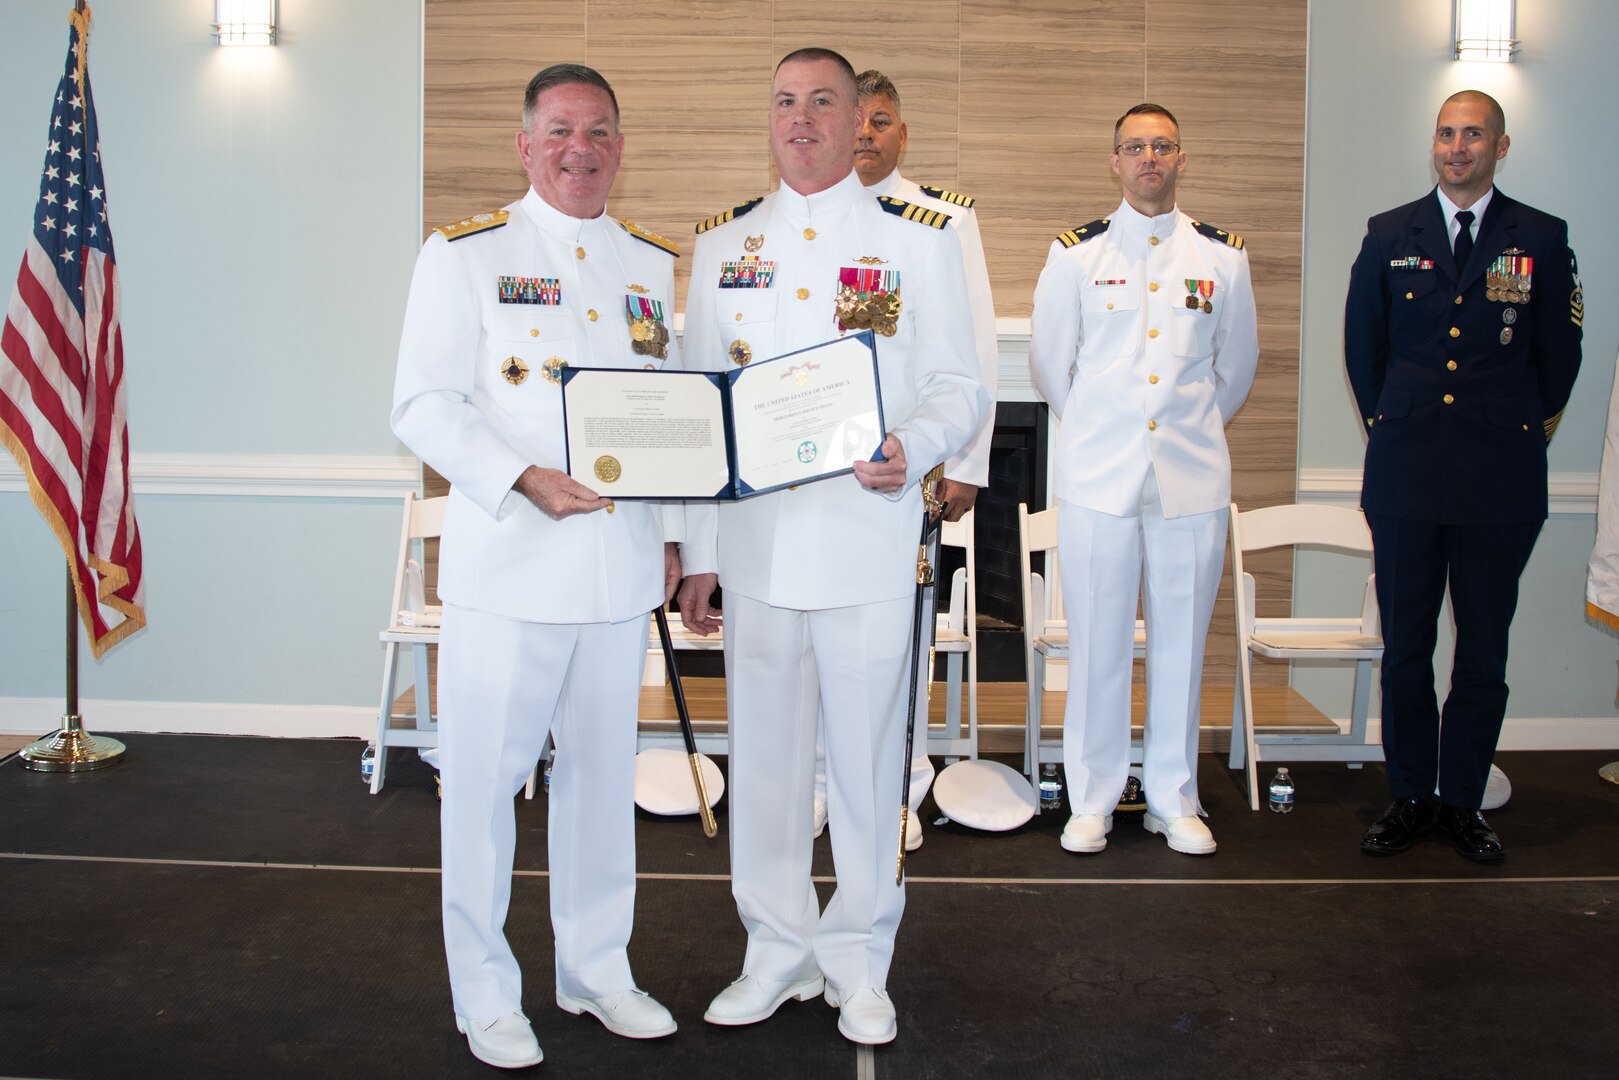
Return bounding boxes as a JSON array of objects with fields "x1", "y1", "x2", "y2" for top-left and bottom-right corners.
[{"x1": 1345, "y1": 90, "x2": 1582, "y2": 864}]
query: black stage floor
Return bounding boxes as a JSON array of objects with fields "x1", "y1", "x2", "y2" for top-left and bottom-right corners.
[{"x1": 2, "y1": 735, "x2": 1616, "y2": 1079}]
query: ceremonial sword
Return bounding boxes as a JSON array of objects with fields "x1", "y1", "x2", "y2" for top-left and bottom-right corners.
[{"x1": 654, "y1": 605, "x2": 718, "y2": 838}]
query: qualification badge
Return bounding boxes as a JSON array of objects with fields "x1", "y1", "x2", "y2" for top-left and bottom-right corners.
[
  {"x1": 729, "y1": 340, "x2": 753, "y2": 366},
  {"x1": 594, "y1": 456, "x2": 622, "y2": 483},
  {"x1": 1185, "y1": 278, "x2": 1214, "y2": 313},
  {"x1": 836, "y1": 266, "x2": 902, "y2": 336},
  {"x1": 542, "y1": 356, "x2": 567, "y2": 385},
  {"x1": 501, "y1": 356, "x2": 529, "y2": 385},
  {"x1": 625, "y1": 295, "x2": 670, "y2": 360},
  {"x1": 744, "y1": 234, "x2": 765, "y2": 253}
]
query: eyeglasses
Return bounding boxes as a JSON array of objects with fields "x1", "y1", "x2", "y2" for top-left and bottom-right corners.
[{"x1": 1115, "y1": 140, "x2": 1180, "y2": 157}]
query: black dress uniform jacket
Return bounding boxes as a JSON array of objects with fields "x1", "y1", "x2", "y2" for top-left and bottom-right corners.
[{"x1": 1345, "y1": 189, "x2": 1582, "y2": 524}]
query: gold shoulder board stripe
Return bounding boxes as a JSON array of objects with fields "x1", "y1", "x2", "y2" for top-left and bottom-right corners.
[
  {"x1": 918, "y1": 184, "x2": 975, "y2": 209},
  {"x1": 1544, "y1": 410, "x2": 1564, "y2": 441},
  {"x1": 1192, "y1": 220, "x2": 1245, "y2": 249},
  {"x1": 1056, "y1": 218, "x2": 1110, "y2": 248},
  {"x1": 878, "y1": 196, "x2": 950, "y2": 229},
  {"x1": 436, "y1": 209, "x2": 509, "y2": 242},
  {"x1": 617, "y1": 218, "x2": 681, "y2": 257},
  {"x1": 696, "y1": 196, "x2": 764, "y2": 235}
]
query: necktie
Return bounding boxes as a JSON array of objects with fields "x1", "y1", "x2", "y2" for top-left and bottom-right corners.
[{"x1": 1453, "y1": 209, "x2": 1475, "y2": 270}]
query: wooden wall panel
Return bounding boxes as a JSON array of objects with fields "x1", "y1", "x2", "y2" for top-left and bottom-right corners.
[{"x1": 421, "y1": 0, "x2": 1311, "y2": 690}]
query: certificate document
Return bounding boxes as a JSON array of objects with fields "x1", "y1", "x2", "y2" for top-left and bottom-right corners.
[{"x1": 561, "y1": 331, "x2": 884, "y2": 499}]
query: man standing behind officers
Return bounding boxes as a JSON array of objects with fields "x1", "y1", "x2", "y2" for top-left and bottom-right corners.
[
  {"x1": 392, "y1": 64, "x2": 683, "y2": 1069},
  {"x1": 1346, "y1": 90, "x2": 1581, "y2": 864},
  {"x1": 1029, "y1": 104, "x2": 1258, "y2": 857},
  {"x1": 677, "y1": 48, "x2": 986, "y2": 1045}
]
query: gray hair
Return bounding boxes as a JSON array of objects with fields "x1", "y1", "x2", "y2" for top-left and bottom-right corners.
[
  {"x1": 855, "y1": 69, "x2": 901, "y2": 114},
  {"x1": 522, "y1": 63, "x2": 620, "y2": 134}
]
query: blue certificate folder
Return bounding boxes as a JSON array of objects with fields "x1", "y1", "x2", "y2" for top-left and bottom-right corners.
[{"x1": 560, "y1": 331, "x2": 886, "y2": 500}]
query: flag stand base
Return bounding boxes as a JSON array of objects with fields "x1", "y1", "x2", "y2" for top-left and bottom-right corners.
[
  {"x1": 19, "y1": 714, "x2": 125, "y2": 772},
  {"x1": 1600, "y1": 762, "x2": 1619, "y2": 786}
]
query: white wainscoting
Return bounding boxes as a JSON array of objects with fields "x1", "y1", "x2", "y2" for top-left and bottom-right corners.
[
  {"x1": 1298, "y1": 467, "x2": 1598, "y2": 515},
  {"x1": 0, "y1": 453, "x2": 420, "y2": 499},
  {"x1": 1, "y1": 698, "x2": 375, "y2": 740}
]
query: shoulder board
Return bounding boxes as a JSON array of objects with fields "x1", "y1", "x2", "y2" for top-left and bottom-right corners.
[
  {"x1": 1192, "y1": 220, "x2": 1245, "y2": 250},
  {"x1": 918, "y1": 184, "x2": 975, "y2": 209},
  {"x1": 435, "y1": 210, "x2": 509, "y2": 242},
  {"x1": 696, "y1": 197, "x2": 764, "y2": 235},
  {"x1": 877, "y1": 196, "x2": 951, "y2": 229},
  {"x1": 1056, "y1": 219, "x2": 1109, "y2": 248},
  {"x1": 617, "y1": 218, "x2": 680, "y2": 257}
]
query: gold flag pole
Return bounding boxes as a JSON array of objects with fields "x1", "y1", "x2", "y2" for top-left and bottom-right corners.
[{"x1": 19, "y1": 566, "x2": 125, "y2": 772}]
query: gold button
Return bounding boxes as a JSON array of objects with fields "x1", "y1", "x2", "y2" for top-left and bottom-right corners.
[
  {"x1": 529, "y1": 329, "x2": 540, "y2": 338},
  {"x1": 1443, "y1": 394, "x2": 1455, "y2": 405},
  {"x1": 587, "y1": 309, "x2": 598, "y2": 322},
  {"x1": 644, "y1": 363, "x2": 656, "y2": 369},
  {"x1": 1454, "y1": 295, "x2": 1464, "y2": 305},
  {"x1": 803, "y1": 227, "x2": 816, "y2": 240},
  {"x1": 1147, "y1": 420, "x2": 1158, "y2": 430},
  {"x1": 1449, "y1": 327, "x2": 1460, "y2": 338},
  {"x1": 1405, "y1": 292, "x2": 1414, "y2": 300},
  {"x1": 735, "y1": 313, "x2": 743, "y2": 322},
  {"x1": 1148, "y1": 374, "x2": 1160, "y2": 384},
  {"x1": 1149, "y1": 236, "x2": 1160, "y2": 246},
  {"x1": 1447, "y1": 360, "x2": 1458, "y2": 371},
  {"x1": 796, "y1": 287, "x2": 810, "y2": 300},
  {"x1": 1148, "y1": 281, "x2": 1159, "y2": 292},
  {"x1": 605, "y1": 500, "x2": 616, "y2": 513},
  {"x1": 1148, "y1": 328, "x2": 1159, "y2": 339},
  {"x1": 1106, "y1": 302, "x2": 1114, "y2": 310},
  {"x1": 575, "y1": 246, "x2": 586, "y2": 260},
  {"x1": 788, "y1": 485, "x2": 799, "y2": 491},
  {"x1": 1522, "y1": 424, "x2": 1529, "y2": 431}
]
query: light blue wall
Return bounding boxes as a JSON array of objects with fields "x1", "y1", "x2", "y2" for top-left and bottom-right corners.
[
  {"x1": 1295, "y1": 0, "x2": 1619, "y2": 721},
  {"x1": 0, "y1": 1, "x2": 421, "y2": 715}
]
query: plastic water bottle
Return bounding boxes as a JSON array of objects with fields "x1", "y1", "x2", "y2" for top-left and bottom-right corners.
[
  {"x1": 360, "y1": 743, "x2": 377, "y2": 785},
  {"x1": 543, "y1": 751, "x2": 557, "y2": 794},
  {"x1": 1039, "y1": 763, "x2": 1063, "y2": 812},
  {"x1": 1267, "y1": 767, "x2": 1295, "y2": 814}
]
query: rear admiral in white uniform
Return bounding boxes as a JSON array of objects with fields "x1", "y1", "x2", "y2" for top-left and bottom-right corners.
[
  {"x1": 675, "y1": 48, "x2": 987, "y2": 1046},
  {"x1": 391, "y1": 64, "x2": 683, "y2": 1070},
  {"x1": 1029, "y1": 103, "x2": 1258, "y2": 858}
]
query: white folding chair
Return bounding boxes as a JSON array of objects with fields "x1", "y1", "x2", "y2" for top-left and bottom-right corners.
[
  {"x1": 371, "y1": 492, "x2": 535, "y2": 797},
  {"x1": 1019, "y1": 503, "x2": 1146, "y2": 784},
  {"x1": 1228, "y1": 501, "x2": 1384, "y2": 810},
  {"x1": 928, "y1": 508, "x2": 978, "y2": 763}
]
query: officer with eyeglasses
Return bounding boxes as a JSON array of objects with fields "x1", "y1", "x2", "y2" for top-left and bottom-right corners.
[{"x1": 1029, "y1": 102, "x2": 1258, "y2": 858}]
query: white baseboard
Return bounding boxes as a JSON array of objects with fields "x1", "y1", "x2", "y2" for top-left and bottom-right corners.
[
  {"x1": 0, "y1": 698, "x2": 374, "y2": 741},
  {"x1": 3, "y1": 696, "x2": 1615, "y2": 751}
]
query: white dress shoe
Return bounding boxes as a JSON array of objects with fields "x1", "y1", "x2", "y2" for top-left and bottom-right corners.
[
  {"x1": 1060, "y1": 813, "x2": 1113, "y2": 854},
  {"x1": 556, "y1": 987, "x2": 676, "y2": 1039},
  {"x1": 823, "y1": 985, "x2": 897, "y2": 1045},
  {"x1": 905, "y1": 811, "x2": 923, "y2": 852},
  {"x1": 704, "y1": 972, "x2": 825, "y2": 1026},
  {"x1": 1144, "y1": 812, "x2": 1217, "y2": 855},
  {"x1": 455, "y1": 1012, "x2": 543, "y2": 1069},
  {"x1": 812, "y1": 791, "x2": 828, "y2": 838}
]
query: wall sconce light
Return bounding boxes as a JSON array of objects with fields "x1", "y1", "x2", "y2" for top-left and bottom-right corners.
[
  {"x1": 1454, "y1": 0, "x2": 1517, "y2": 62},
  {"x1": 213, "y1": 0, "x2": 277, "y2": 46}
]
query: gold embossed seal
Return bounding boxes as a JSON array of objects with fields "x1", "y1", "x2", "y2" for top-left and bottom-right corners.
[{"x1": 594, "y1": 456, "x2": 622, "y2": 483}]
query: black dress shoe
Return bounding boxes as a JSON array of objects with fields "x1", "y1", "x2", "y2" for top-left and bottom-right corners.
[
  {"x1": 1437, "y1": 805, "x2": 1504, "y2": 864},
  {"x1": 1359, "y1": 796, "x2": 1439, "y2": 855}
]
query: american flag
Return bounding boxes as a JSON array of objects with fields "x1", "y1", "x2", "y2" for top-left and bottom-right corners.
[{"x1": 0, "y1": 7, "x2": 145, "y2": 658}]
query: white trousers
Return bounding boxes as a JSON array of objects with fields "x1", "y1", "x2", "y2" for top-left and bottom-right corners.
[
  {"x1": 437, "y1": 603, "x2": 647, "y2": 1022},
  {"x1": 1056, "y1": 474, "x2": 1227, "y2": 819},
  {"x1": 723, "y1": 592, "x2": 912, "y2": 993}
]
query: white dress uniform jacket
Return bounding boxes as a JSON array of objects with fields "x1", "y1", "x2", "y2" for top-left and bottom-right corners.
[
  {"x1": 682, "y1": 170, "x2": 988, "y2": 604},
  {"x1": 1029, "y1": 199, "x2": 1258, "y2": 519},
  {"x1": 393, "y1": 188, "x2": 678, "y2": 623},
  {"x1": 864, "y1": 171, "x2": 998, "y2": 488}
]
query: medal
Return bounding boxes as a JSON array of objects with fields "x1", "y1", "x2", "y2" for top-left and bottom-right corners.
[
  {"x1": 836, "y1": 266, "x2": 903, "y2": 335},
  {"x1": 729, "y1": 339, "x2": 753, "y2": 366},
  {"x1": 501, "y1": 356, "x2": 529, "y2": 385},
  {"x1": 1500, "y1": 326, "x2": 1513, "y2": 345},
  {"x1": 625, "y1": 295, "x2": 669, "y2": 359},
  {"x1": 542, "y1": 356, "x2": 566, "y2": 385},
  {"x1": 1185, "y1": 278, "x2": 1215, "y2": 314}
]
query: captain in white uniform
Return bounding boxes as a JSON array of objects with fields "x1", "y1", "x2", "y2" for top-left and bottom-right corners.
[
  {"x1": 805, "y1": 69, "x2": 1001, "y2": 851},
  {"x1": 1029, "y1": 103, "x2": 1258, "y2": 858},
  {"x1": 676, "y1": 48, "x2": 987, "y2": 1046},
  {"x1": 391, "y1": 64, "x2": 683, "y2": 1070}
]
